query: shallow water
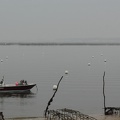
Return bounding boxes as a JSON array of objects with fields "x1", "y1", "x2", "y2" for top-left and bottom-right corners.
[{"x1": 0, "y1": 45, "x2": 120, "y2": 117}]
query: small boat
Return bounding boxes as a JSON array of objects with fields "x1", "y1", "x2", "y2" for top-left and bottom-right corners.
[{"x1": 0, "y1": 76, "x2": 36, "y2": 93}]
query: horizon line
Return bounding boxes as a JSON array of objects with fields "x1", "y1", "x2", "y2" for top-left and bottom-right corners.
[{"x1": 0, "y1": 42, "x2": 120, "y2": 46}]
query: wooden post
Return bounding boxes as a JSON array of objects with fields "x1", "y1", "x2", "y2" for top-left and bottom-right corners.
[
  {"x1": 103, "y1": 71, "x2": 106, "y2": 114},
  {"x1": 44, "y1": 76, "x2": 64, "y2": 117}
]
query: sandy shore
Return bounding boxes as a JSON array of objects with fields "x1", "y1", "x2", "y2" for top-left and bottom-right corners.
[
  {"x1": 92, "y1": 114, "x2": 120, "y2": 120},
  {"x1": 5, "y1": 117, "x2": 45, "y2": 120},
  {"x1": 4, "y1": 115, "x2": 120, "y2": 120}
]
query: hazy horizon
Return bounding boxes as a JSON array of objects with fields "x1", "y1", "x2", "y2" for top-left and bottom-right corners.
[
  {"x1": 1, "y1": 38, "x2": 120, "y2": 43},
  {"x1": 0, "y1": 0, "x2": 120, "y2": 42}
]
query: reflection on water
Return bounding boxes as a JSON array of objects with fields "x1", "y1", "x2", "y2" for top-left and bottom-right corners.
[
  {"x1": 0, "y1": 91, "x2": 36, "y2": 98},
  {"x1": 0, "y1": 91, "x2": 37, "y2": 117}
]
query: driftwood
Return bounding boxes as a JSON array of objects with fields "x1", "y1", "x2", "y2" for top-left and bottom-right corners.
[{"x1": 44, "y1": 76, "x2": 64, "y2": 117}]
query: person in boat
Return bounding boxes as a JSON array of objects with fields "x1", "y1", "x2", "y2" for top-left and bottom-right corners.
[
  {"x1": 19, "y1": 80, "x2": 24, "y2": 85},
  {"x1": 0, "y1": 78, "x2": 4, "y2": 85},
  {"x1": 19, "y1": 80, "x2": 27, "y2": 85},
  {"x1": 15, "y1": 82, "x2": 19, "y2": 86},
  {"x1": 24, "y1": 80, "x2": 27, "y2": 85}
]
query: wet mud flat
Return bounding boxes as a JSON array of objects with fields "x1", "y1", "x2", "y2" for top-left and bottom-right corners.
[
  {"x1": 5, "y1": 117, "x2": 45, "y2": 120},
  {"x1": 4, "y1": 115, "x2": 120, "y2": 120}
]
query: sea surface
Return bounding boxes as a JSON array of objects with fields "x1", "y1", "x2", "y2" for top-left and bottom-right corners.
[{"x1": 0, "y1": 44, "x2": 120, "y2": 118}]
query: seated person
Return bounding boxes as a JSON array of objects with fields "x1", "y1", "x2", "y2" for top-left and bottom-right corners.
[{"x1": 0, "y1": 79, "x2": 4, "y2": 85}]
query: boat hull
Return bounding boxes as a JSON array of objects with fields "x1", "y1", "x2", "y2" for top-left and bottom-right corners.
[{"x1": 0, "y1": 84, "x2": 36, "y2": 93}]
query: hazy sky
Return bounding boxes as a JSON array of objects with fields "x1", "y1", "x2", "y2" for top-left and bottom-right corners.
[{"x1": 0, "y1": 0, "x2": 120, "y2": 42}]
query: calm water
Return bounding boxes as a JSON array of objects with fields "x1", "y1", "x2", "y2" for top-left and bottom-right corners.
[{"x1": 0, "y1": 45, "x2": 120, "y2": 117}]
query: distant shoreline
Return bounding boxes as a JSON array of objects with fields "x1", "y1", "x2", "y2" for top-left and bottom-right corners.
[{"x1": 1, "y1": 42, "x2": 120, "y2": 46}]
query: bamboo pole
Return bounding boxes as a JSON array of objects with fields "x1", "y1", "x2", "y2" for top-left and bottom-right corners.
[{"x1": 103, "y1": 71, "x2": 106, "y2": 114}]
